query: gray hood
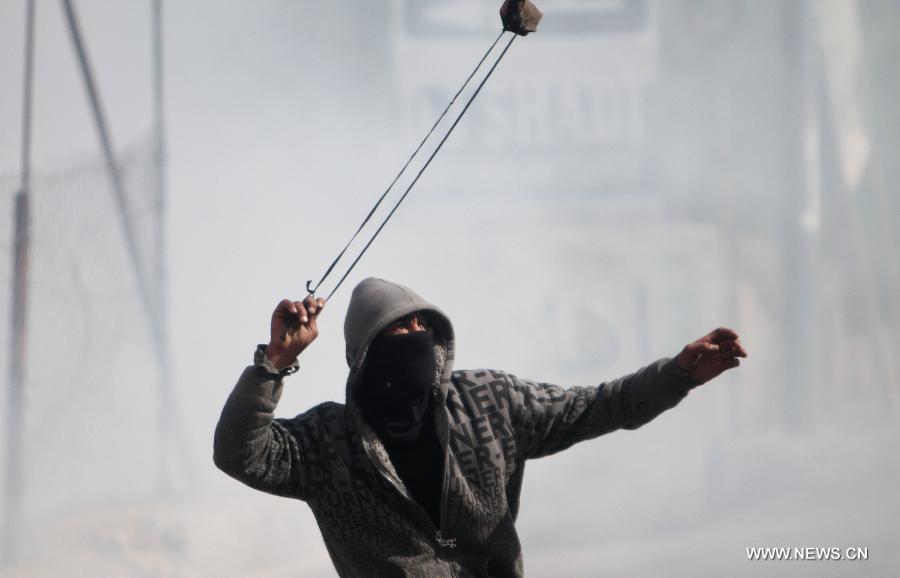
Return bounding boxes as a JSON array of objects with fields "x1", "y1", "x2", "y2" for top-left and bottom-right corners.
[{"x1": 343, "y1": 277, "x2": 455, "y2": 396}]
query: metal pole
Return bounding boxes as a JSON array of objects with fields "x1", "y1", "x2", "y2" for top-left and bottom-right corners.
[
  {"x1": 152, "y1": 0, "x2": 166, "y2": 302},
  {"x1": 60, "y1": 0, "x2": 160, "y2": 345},
  {"x1": 62, "y1": 0, "x2": 186, "y2": 493},
  {"x1": 4, "y1": 0, "x2": 37, "y2": 564},
  {"x1": 151, "y1": 0, "x2": 176, "y2": 492}
]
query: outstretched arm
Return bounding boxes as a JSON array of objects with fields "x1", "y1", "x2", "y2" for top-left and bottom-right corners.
[
  {"x1": 508, "y1": 327, "x2": 747, "y2": 460},
  {"x1": 213, "y1": 295, "x2": 326, "y2": 500}
]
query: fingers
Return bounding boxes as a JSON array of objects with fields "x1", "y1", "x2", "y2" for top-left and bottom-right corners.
[
  {"x1": 292, "y1": 300, "x2": 308, "y2": 324},
  {"x1": 685, "y1": 341, "x2": 720, "y2": 357},
  {"x1": 701, "y1": 327, "x2": 748, "y2": 359},
  {"x1": 275, "y1": 298, "x2": 298, "y2": 317},
  {"x1": 270, "y1": 295, "x2": 323, "y2": 344},
  {"x1": 280, "y1": 301, "x2": 303, "y2": 345},
  {"x1": 707, "y1": 326, "x2": 739, "y2": 343},
  {"x1": 282, "y1": 295, "x2": 326, "y2": 339},
  {"x1": 677, "y1": 329, "x2": 747, "y2": 384},
  {"x1": 677, "y1": 340, "x2": 717, "y2": 373},
  {"x1": 286, "y1": 296, "x2": 325, "y2": 324},
  {"x1": 267, "y1": 295, "x2": 326, "y2": 366},
  {"x1": 312, "y1": 297, "x2": 326, "y2": 331},
  {"x1": 302, "y1": 295, "x2": 326, "y2": 317},
  {"x1": 720, "y1": 338, "x2": 748, "y2": 358},
  {"x1": 272, "y1": 298, "x2": 298, "y2": 335},
  {"x1": 302, "y1": 295, "x2": 326, "y2": 334}
]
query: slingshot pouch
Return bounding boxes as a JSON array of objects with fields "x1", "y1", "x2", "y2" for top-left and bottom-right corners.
[{"x1": 500, "y1": 0, "x2": 543, "y2": 36}]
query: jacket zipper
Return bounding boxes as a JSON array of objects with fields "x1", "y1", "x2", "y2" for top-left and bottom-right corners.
[
  {"x1": 355, "y1": 440, "x2": 462, "y2": 574},
  {"x1": 434, "y1": 388, "x2": 456, "y2": 549},
  {"x1": 361, "y1": 437, "x2": 409, "y2": 500},
  {"x1": 359, "y1": 389, "x2": 457, "y2": 550}
]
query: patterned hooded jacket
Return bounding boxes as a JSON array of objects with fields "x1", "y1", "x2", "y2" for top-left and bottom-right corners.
[{"x1": 213, "y1": 278, "x2": 701, "y2": 577}]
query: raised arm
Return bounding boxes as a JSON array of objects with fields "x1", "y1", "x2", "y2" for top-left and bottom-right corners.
[
  {"x1": 509, "y1": 327, "x2": 747, "y2": 460},
  {"x1": 213, "y1": 295, "x2": 326, "y2": 500}
]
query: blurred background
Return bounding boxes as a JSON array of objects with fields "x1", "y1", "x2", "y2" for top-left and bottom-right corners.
[{"x1": 0, "y1": 1, "x2": 898, "y2": 576}]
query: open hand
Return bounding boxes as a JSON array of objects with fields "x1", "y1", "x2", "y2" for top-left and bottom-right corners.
[
  {"x1": 266, "y1": 295, "x2": 326, "y2": 370},
  {"x1": 676, "y1": 327, "x2": 747, "y2": 385}
]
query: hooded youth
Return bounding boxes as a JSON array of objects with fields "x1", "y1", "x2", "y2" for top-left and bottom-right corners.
[{"x1": 214, "y1": 278, "x2": 702, "y2": 577}]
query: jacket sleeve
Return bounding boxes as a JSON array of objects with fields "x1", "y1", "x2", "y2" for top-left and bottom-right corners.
[
  {"x1": 213, "y1": 365, "x2": 320, "y2": 501},
  {"x1": 506, "y1": 358, "x2": 701, "y2": 460}
]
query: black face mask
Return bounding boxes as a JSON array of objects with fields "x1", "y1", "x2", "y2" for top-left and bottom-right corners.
[{"x1": 354, "y1": 327, "x2": 436, "y2": 445}]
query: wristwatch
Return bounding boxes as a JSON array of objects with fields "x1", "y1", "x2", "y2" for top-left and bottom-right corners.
[{"x1": 254, "y1": 344, "x2": 299, "y2": 378}]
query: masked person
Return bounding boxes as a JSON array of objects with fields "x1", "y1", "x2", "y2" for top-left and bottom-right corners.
[{"x1": 214, "y1": 278, "x2": 747, "y2": 577}]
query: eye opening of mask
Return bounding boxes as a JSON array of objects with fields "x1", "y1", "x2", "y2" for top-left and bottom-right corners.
[{"x1": 382, "y1": 311, "x2": 431, "y2": 336}]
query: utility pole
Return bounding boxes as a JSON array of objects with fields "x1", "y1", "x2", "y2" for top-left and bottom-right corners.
[
  {"x1": 4, "y1": 0, "x2": 37, "y2": 564},
  {"x1": 151, "y1": 0, "x2": 178, "y2": 492},
  {"x1": 62, "y1": 0, "x2": 184, "y2": 492},
  {"x1": 61, "y1": 0, "x2": 158, "y2": 337}
]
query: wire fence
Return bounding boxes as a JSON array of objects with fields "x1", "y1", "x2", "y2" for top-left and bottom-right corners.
[{"x1": 0, "y1": 130, "x2": 166, "y2": 523}]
